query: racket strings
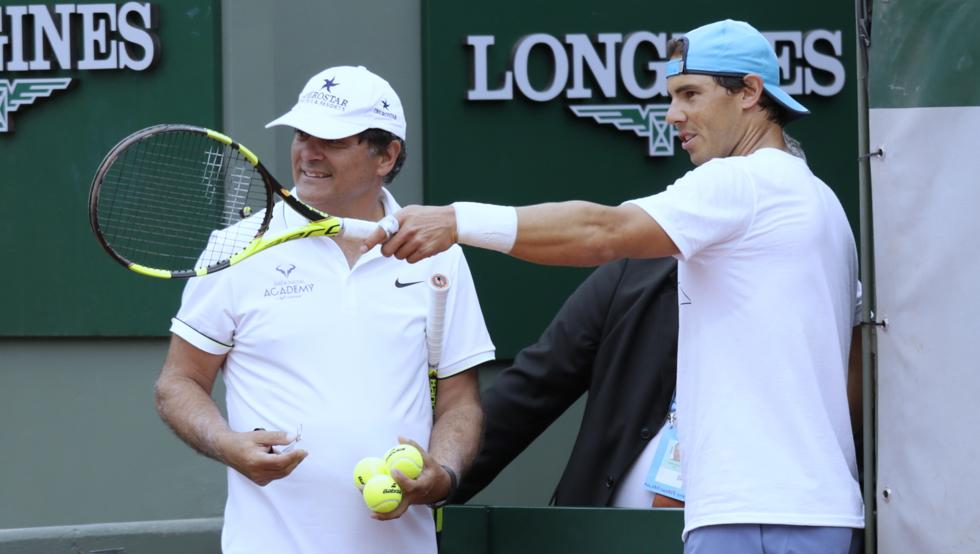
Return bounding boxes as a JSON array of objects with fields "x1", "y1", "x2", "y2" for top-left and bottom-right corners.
[{"x1": 95, "y1": 129, "x2": 270, "y2": 272}]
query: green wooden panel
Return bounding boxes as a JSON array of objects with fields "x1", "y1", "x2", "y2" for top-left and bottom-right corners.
[
  {"x1": 439, "y1": 506, "x2": 489, "y2": 554},
  {"x1": 423, "y1": 0, "x2": 859, "y2": 356},
  {"x1": 441, "y1": 506, "x2": 684, "y2": 554},
  {"x1": 869, "y1": 0, "x2": 980, "y2": 109},
  {"x1": 0, "y1": 0, "x2": 222, "y2": 335}
]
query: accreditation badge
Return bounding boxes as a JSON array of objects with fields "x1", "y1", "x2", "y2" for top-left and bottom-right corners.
[{"x1": 642, "y1": 401, "x2": 684, "y2": 501}]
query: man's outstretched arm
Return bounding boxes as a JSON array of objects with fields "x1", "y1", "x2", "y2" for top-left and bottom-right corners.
[{"x1": 366, "y1": 202, "x2": 678, "y2": 266}]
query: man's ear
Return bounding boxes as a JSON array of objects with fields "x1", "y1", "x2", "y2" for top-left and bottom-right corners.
[
  {"x1": 376, "y1": 139, "x2": 402, "y2": 177},
  {"x1": 740, "y1": 74, "x2": 766, "y2": 110}
]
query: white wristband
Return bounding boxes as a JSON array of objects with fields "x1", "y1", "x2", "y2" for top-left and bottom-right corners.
[{"x1": 452, "y1": 202, "x2": 518, "y2": 253}]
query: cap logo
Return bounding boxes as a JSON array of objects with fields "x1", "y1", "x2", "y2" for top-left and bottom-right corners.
[
  {"x1": 321, "y1": 77, "x2": 339, "y2": 92},
  {"x1": 373, "y1": 98, "x2": 398, "y2": 121},
  {"x1": 299, "y1": 88, "x2": 350, "y2": 111}
]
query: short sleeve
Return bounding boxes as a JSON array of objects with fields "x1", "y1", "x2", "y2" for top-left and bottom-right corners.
[
  {"x1": 170, "y1": 272, "x2": 237, "y2": 355},
  {"x1": 625, "y1": 159, "x2": 756, "y2": 261}
]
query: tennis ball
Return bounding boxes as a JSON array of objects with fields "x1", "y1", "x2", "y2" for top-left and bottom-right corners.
[
  {"x1": 362, "y1": 475, "x2": 402, "y2": 513},
  {"x1": 384, "y1": 444, "x2": 424, "y2": 479},
  {"x1": 353, "y1": 457, "x2": 388, "y2": 491}
]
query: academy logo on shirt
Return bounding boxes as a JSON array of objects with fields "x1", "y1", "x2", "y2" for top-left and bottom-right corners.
[{"x1": 265, "y1": 265, "x2": 314, "y2": 300}]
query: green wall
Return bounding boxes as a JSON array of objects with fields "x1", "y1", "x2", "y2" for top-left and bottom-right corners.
[
  {"x1": 423, "y1": 0, "x2": 860, "y2": 356},
  {"x1": 0, "y1": 0, "x2": 222, "y2": 336}
]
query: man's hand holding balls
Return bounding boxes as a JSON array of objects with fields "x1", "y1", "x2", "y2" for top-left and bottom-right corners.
[{"x1": 354, "y1": 437, "x2": 457, "y2": 521}]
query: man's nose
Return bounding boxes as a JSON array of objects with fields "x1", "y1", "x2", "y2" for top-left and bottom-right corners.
[
  {"x1": 666, "y1": 101, "x2": 684, "y2": 126},
  {"x1": 300, "y1": 137, "x2": 326, "y2": 160}
]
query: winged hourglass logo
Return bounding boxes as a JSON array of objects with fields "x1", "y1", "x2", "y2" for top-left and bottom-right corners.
[
  {"x1": 568, "y1": 104, "x2": 679, "y2": 157},
  {"x1": 0, "y1": 78, "x2": 73, "y2": 133}
]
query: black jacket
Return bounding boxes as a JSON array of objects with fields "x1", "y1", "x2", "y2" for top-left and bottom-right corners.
[{"x1": 455, "y1": 257, "x2": 678, "y2": 506}]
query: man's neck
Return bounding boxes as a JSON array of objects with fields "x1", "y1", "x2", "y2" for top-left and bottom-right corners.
[
  {"x1": 302, "y1": 187, "x2": 387, "y2": 222},
  {"x1": 730, "y1": 120, "x2": 787, "y2": 158},
  {"x1": 318, "y1": 187, "x2": 387, "y2": 269}
]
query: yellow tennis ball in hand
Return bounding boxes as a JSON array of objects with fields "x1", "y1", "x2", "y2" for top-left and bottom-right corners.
[
  {"x1": 362, "y1": 475, "x2": 402, "y2": 513},
  {"x1": 384, "y1": 444, "x2": 424, "y2": 479},
  {"x1": 353, "y1": 457, "x2": 388, "y2": 491}
]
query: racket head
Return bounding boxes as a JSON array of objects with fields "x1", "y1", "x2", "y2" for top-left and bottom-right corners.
[{"x1": 89, "y1": 124, "x2": 276, "y2": 278}]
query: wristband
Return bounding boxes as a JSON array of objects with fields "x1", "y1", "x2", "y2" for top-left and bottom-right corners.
[
  {"x1": 452, "y1": 202, "x2": 517, "y2": 253},
  {"x1": 430, "y1": 464, "x2": 459, "y2": 508}
]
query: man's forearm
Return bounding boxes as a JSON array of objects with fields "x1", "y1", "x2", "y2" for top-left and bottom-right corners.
[
  {"x1": 453, "y1": 201, "x2": 678, "y2": 266},
  {"x1": 506, "y1": 202, "x2": 626, "y2": 266},
  {"x1": 429, "y1": 400, "x2": 483, "y2": 477},
  {"x1": 155, "y1": 373, "x2": 231, "y2": 463}
]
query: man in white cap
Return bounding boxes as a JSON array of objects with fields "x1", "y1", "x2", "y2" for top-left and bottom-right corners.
[
  {"x1": 369, "y1": 20, "x2": 863, "y2": 554},
  {"x1": 155, "y1": 65, "x2": 494, "y2": 553}
]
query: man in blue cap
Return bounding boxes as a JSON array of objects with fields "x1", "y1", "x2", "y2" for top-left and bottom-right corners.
[{"x1": 368, "y1": 19, "x2": 864, "y2": 554}]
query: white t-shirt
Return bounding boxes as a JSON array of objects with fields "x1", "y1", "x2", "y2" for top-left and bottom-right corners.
[
  {"x1": 171, "y1": 189, "x2": 495, "y2": 554},
  {"x1": 628, "y1": 148, "x2": 863, "y2": 538},
  {"x1": 610, "y1": 425, "x2": 665, "y2": 508}
]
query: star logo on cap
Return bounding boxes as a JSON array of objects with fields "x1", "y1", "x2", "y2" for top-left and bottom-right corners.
[
  {"x1": 321, "y1": 77, "x2": 339, "y2": 92},
  {"x1": 381, "y1": 100, "x2": 390, "y2": 110}
]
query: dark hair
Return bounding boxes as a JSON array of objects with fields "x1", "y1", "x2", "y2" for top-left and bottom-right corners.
[
  {"x1": 357, "y1": 128, "x2": 406, "y2": 184},
  {"x1": 711, "y1": 75, "x2": 790, "y2": 126},
  {"x1": 666, "y1": 38, "x2": 789, "y2": 127}
]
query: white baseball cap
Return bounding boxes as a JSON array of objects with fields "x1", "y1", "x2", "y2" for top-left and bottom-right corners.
[{"x1": 266, "y1": 65, "x2": 406, "y2": 140}]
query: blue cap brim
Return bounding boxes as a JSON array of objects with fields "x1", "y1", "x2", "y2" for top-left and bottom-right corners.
[{"x1": 763, "y1": 83, "x2": 810, "y2": 120}]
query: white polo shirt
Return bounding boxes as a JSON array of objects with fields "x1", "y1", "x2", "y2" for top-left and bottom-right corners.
[{"x1": 171, "y1": 188, "x2": 495, "y2": 554}]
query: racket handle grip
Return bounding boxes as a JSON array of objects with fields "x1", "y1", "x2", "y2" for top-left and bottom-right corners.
[
  {"x1": 427, "y1": 274, "x2": 451, "y2": 368},
  {"x1": 340, "y1": 218, "x2": 379, "y2": 240}
]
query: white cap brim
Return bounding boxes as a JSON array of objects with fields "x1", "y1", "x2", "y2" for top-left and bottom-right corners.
[{"x1": 265, "y1": 104, "x2": 375, "y2": 140}]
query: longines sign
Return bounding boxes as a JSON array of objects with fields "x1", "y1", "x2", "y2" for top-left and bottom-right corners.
[
  {"x1": 0, "y1": 2, "x2": 159, "y2": 133},
  {"x1": 466, "y1": 30, "x2": 844, "y2": 156}
]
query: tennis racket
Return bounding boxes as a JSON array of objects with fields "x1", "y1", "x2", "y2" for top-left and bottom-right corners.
[
  {"x1": 89, "y1": 124, "x2": 380, "y2": 279},
  {"x1": 426, "y1": 273, "x2": 452, "y2": 532},
  {"x1": 426, "y1": 273, "x2": 451, "y2": 410}
]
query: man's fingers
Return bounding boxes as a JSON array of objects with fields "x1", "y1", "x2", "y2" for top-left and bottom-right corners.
[
  {"x1": 389, "y1": 468, "x2": 413, "y2": 490},
  {"x1": 280, "y1": 449, "x2": 308, "y2": 474},
  {"x1": 372, "y1": 499, "x2": 410, "y2": 521},
  {"x1": 392, "y1": 238, "x2": 420, "y2": 262},
  {"x1": 372, "y1": 470, "x2": 415, "y2": 521},
  {"x1": 362, "y1": 225, "x2": 389, "y2": 253},
  {"x1": 381, "y1": 223, "x2": 413, "y2": 258},
  {"x1": 398, "y1": 437, "x2": 433, "y2": 465},
  {"x1": 252, "y1": 429, "x2": 295, "y2": 446}
]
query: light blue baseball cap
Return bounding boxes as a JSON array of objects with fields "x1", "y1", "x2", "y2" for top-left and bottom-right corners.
[{"x1": 666, "y1": 19, "x2": 809, "y2": 120}]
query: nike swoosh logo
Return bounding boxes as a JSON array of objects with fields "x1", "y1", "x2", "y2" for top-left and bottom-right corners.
[{"x1": 394, "y1": 279, "x2": 423, "y2": 288}]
